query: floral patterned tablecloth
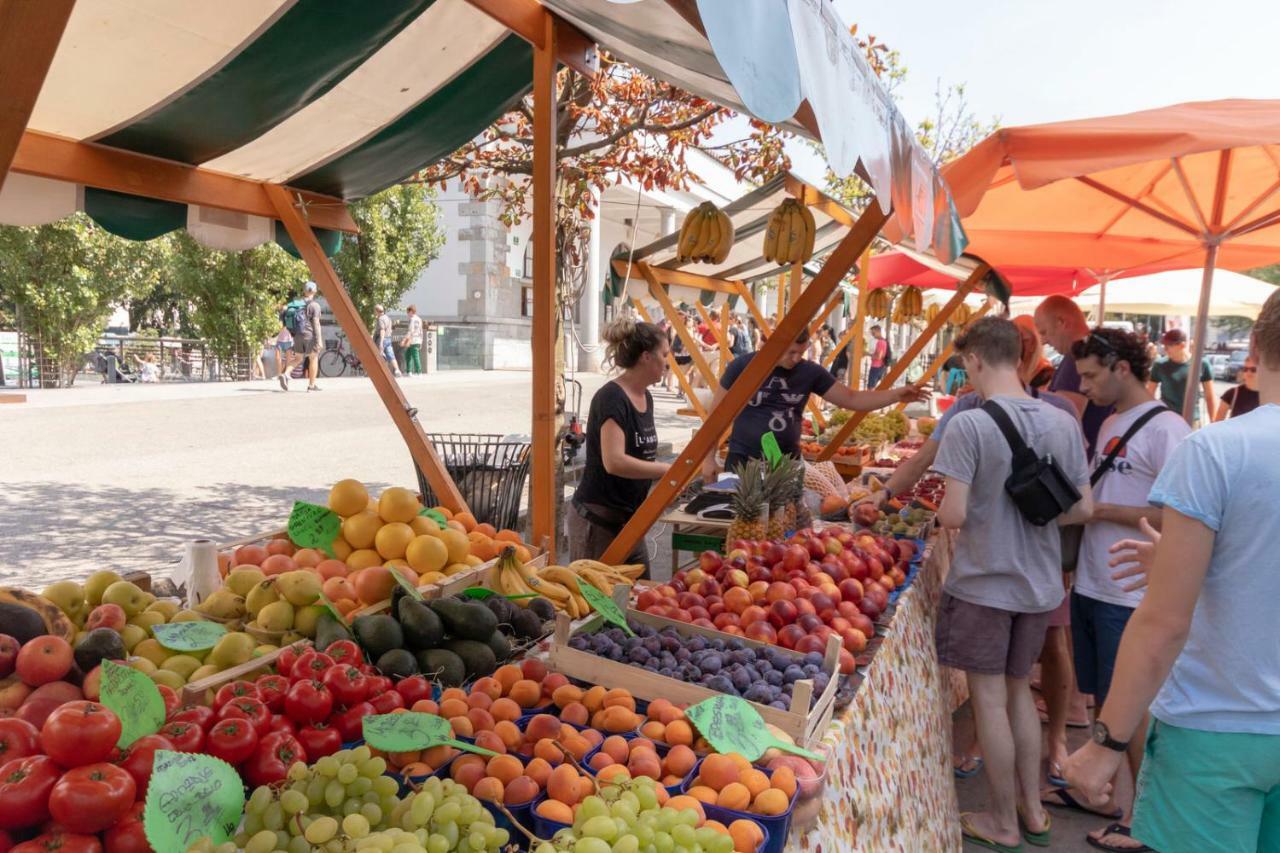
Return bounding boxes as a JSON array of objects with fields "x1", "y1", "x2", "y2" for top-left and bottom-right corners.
[{"x1": 788, "y1": 531, "x2": 964, "y2": 852}]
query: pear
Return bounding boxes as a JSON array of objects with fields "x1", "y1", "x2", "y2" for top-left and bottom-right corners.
[
  {"x1": 252, "y1": 644, "x2": 279, "y2": 658},
  {"x1": 128, "y1": 611, "x2": 166, "y2": 631},
  {"x1": 276, "y1": 571, "x2": 321, "y2": 607},
  {"x1": 42, "y1": 581, "x2": 86, "y2": 622},
  {"x1": 245, "y1": 580, "x2": 281, "y2": 617},
  {"x1": 189, "y1": 664, "x2": 219, "y2": 683},
  {"x1": 225, "y1": 567, "x2": 266, "y2": 598},
  {"x1": 293, "y1": 605, "x2": 322, "y2": 638},
  {"x1": 208, "y1": 632, "x2": 255, "y2": 670},
  {"x1": 127, "y1": 656, "x2": 157, "y2": 675},
  {"x1": 149, "y1": 669, "x2": 185, "y2": 690},
  {"x1": 281, "y1": 631, "x2": 306, "y2": 645},
  {"x1": 257, "y1": 601, "x2": 295, "y2": 632},
  {"x1": 84, "y1": 571, "x2": 123, "y2": 607},
  {"x1": 102, "y1": 581, "x2": 149, "y2": 617},
  {"x1": 120, "y1": 624, "x2": 147, "y2": 651},
  {"x1": 169, "y1": 609, "x2": 204, "y2": 623},
  {"x1": 133, "y1": 639, "x2": 172, "y2": 668},
  {"x1": 160, "y1": 655, "x2": 203, "y2": 680},
  {"x1": 194, "y1": 589, "x2": 245, "y2": 620},
  {"x1": 144, "y1": 599, "x2": 179, "y2": 620}
]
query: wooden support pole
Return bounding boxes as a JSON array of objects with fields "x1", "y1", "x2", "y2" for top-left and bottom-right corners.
[
  {"x1": 849, "y1": 249, "x2": 871, "y2": 388},
  {"x1": 735, "y1": 282, "x2": 771, "y2": 335},
  {"x1": 265, "y1": 184, "x2": 468, "y2": 512},
  {"x1": 694, "y1": 302, "x2": 726, "y2": 380},
  {"x1": 633, "y1": 301, "x2": 707, "y2": 419},
  {"x1": 808, "y1": 292, "x2": 841, "y2": 338},
  {"x1": 601, "y1": 203, "x2": 890, "y2": 563},
  {"x1": 818, "y1": 265, "x2": 989, "y2": 459},
  {"x1": 789, "y1": 265, "x2": 803, "y2": 309},
  {"x1": 824, "y1": 317, "x2": 860, "y2": 370},
  {"x1": 644, "y1": 266, "x2": 716, "y2": 388},
  {"x1": 893, "y1": 302, "x2": 992, "y2": 412},
  {"x1": 610, "y1": 260, "x2": 740, "y2": 294},
  {"x1": 720, "y1": 302, "x2": 732, "y2": 372},
  {"x1": 529, "y1": 14, "x2": 559, "y2": 557},
  {"x1": 0, "y1": 0, "x2": 75, "y2": 193}
]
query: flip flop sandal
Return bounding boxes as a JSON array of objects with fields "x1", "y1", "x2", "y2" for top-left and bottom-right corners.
[
  {"x1": 1085, "y1": 822, "x2": 1152, "y2": 852},
  {"x1": 1041, "y1": 788, "x2": 1123, "y2": 820},
  {"x1": 960, "y1": 813, "x2": 1024, "y2": 853},
  {"x1": 1017, "y1": 809, "x2": 1051, "y2": 848},
  {"x1": 1046, "y1": 762, "x2": 1069, "y2": 788},
  {"x1": 954, "y1": 756, "x2": 984, "y2": 779}
]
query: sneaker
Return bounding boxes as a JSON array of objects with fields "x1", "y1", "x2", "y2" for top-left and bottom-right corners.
[
  {"x1": 308, "y1": 385, "x2": 321, "y2": 391},
  {"x1": 278, "y1": 374, "x2": 288, "y2": 390}
]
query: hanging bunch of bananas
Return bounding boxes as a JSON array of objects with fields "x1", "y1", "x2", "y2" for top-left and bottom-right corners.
[
  {"x1": 866, "y1": 288, "x2": 892, "y2": 318},
  {"x1": 762, "y1": 198, "x2": 817, "y2": 265},
  {"x1": 925, "y1": 303, "x2": 940, "y2": 323},
  {"x1": 898, "y1": 286, "x2": 924, "y2": 319},
  {"x1": 496, "y1": 548, "x2": 642, "y2": 619},
  {"x1": 948, "y1": 303, "x2": 974, "y2": 326},
  {"x1": 676, "y1": 202, "x2": 735, "y2": 263}
]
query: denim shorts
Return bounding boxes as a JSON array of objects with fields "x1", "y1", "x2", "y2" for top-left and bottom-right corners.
[{"x1": 1070, "y1": 592, "x2": 1134, "y2": 706}]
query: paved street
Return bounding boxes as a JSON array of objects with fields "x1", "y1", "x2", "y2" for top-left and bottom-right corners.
[{"x1": 0, "y1": 371, "x2": 696, "y2": 587}]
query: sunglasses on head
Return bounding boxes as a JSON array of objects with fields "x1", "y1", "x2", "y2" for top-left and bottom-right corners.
[
  {"x1": 1241, "y1": 366, "x2": 1257, "y2": 373},
  {"x1": 1070, "y1": 331, "x2": 1118, "y2": 365}
]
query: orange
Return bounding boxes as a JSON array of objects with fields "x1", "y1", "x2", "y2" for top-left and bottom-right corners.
[
  {"x1": 329, "y1": 479, "x2": 370, "y2": 517},
  {"x1": 342, "y1": 510, "x2": 383, "y2": 549},
  {"x1": 405, "y1": 535, "x2": 448, "y2": 573},
  {"x1": 330, "y1": 536, "x2": 353, "y2": 561},
  {"x1": 453, "y1": 511, "x2": 478, "y2": 532},
  {"x1": 378, "y1": 487, "x2": 421, "y2": 523},
  {"x1": 439, "y1": 529, "x2": 471, "y2": 564},
  {"x1": 431, "y1": 505, "x2": 454, "y2": 520},
  {"x1": 514, "y1": 545, "x2": 533, "y2": 563},
  {"x1": 467, "y1": 532, "x2": 497, "y2": 561},
  {"x1": 346, "y1": 549, "x2": 382, "y2": 571},
  {"x1": 474, "y1": 523, "x2": 497, "y2": 538},
  {"x1": 410, "y1": 516, "x2": 442, "y2": 537},
  {"x1": 374, "y1": 522, "x2": 415, "y2": 560},
  {"x1": 352, "y1": 566, "x2": 395, "y2": 603},
  {"x1": 494, "y1": 529, "x2": 522, "y2": 544}
]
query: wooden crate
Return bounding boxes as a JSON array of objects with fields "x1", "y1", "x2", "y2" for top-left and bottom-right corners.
[
  {"x1": 349, "y1": 552, "x2": 549, "y2": 618},
  {"x1": 549, "y1": 600, "x2": 841, "y2": 749},
  {"x1": 181, "y1": 639, "x2": 311, "y2": 706}
]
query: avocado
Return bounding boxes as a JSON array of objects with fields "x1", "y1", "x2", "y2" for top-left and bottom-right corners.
[
  {"x1": 429, "y1": 598, "x2": 498, "y2": 642},
  {"x1": 351, "y1": 614, "x2": 403, "y2": 661},
  {"x1": 396, "y1": 597, "x2": 444, "y2": 651},
  {"x1": 314, "y1": 611, "x2": 353, "y2": 651},
  {"x1": 483, "y1": 596, "x2": 515, "y2": 626},
  {"x1": 527, "y1": 598, "x2": 556, "y2": 621},
  {"x1": 510, "y1": 608, "x2": 545, "y2": 641},
  {"x1": 376, "y1": 648, "x2": 418, "y2": 680},
  {"x1": 442, "y1": 639, "x2": 496, "y2": 680},
  {"x1": 485, "y1": 630, "x2": 512, "y2": 663},
  {"x1": 416, "y1": 648, "x2": 466, "y2": 687},
  {"x1": 73, "y1": 627, "x2": 126, "y2": 672},
  {"x1": 0, "y1": 603, "x2": 48, "y2": 645}
]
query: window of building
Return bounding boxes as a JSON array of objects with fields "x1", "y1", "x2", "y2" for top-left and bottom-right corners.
[
  {"x1": 522, "y1": 242, "x2": 534, "y2": 280},
  {"x1": 521, "y1": 286, "x2": 533, "y2": 317}
]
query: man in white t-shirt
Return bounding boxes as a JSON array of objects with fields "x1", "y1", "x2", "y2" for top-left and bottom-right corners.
[{"x1": 1051, "y1": 327, "x2": 1188, "y2": 850}]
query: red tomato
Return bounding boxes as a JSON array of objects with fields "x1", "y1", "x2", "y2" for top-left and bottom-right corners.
[
  {"x1": 0, "y1": 719, "x2": 41, "y2": 764},
  {"x1": 101, "y1": 802, "x2": 148, "y2": 853},
  {"x1": 217, "y1": 697, "x2": 271, "y2": 736},
  {"x1": 267, "y1": 715, "x2": 297, "y2": 736},
  {"x1": 284, "y1": 680, "x2": 332, "y2": 724},
  {"x1": 11, "y1": 830, "x2": 103, "y2": 852},
  {"x1": 205, "y1": 719, "x2": 258, "y2": 767},
  {"x1": 154, "y1": 685, "x2": 179, "y2": 716},
  {"x1": 0, "y1": 755, "x2": 60, "y2": 829},
  {"x1": 330, "y1": 702, "x2": 373, "y2": 743},
  {"x1": 394, "y1": 675, "x2": 431, "y2": 706},
  {"x1": 369, "y1": 690, "x2": 405, "y2": 714},
  {"x1": 40, "y1": 703, "x2": 121, "y2": 769},
  {"x1": 111, "y1": 734, "x2": 173, "y2": 798},
  {"x1": 365, "y1": 675, "x2": 393, "y2": 695},
  {"x1": 0, "y1": 829, "x2": 12, "y2": 853},
  {"x1": 241, "y1": 732, "x2": 304, "y2": 788},
  {"x1": 165, "y1": 704, "x2": 213, "y2": 730},
  {"x1": 274, "y1": 645, "x2": 302, "y2": 679},
  {"x1": 323, "y1": 640, "x2": 362, "y2": 667},
  {"x1": 321, "y1": 665, "x2": 369, "y2": 706},
  {"x1": 295, "y1": 724, "x2": 341, "y2": 760},
  {"x1": 289, "y1": 652, "x2": 334, "y2": 683},
  {"x1": 253, "y1": 675, "x2": 289, "y2": 713},
  {"x1": 212, "y1": 681, "x2": 258, "y2": 712},
  {"x1": 47, "y1": 763, "x2": 136, "y2": 834},
  {"x1": 156, "y1": 721, "x2": 203, "y2": 754}
]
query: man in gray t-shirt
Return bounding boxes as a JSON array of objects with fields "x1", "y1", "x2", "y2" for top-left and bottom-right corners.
[{"x1": 932, "y1": 317, "x2": 1093, "y2": 850}]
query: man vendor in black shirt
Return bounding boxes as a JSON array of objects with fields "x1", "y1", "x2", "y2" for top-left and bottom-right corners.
[
  {"x1": 569, "y1": 318, "x2": 671, "y2": 575},
  {"x1": 701, "y1": 326, "x2": 929, "y2": 479}
]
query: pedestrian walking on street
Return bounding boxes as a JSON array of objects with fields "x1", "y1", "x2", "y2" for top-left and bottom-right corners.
[
  {"x1": 374, "y1": 304, "x2": 402, "y2": 376},
  {"x1": 867, "y1": 324, "x2": 890, "y2": 388},
  {"x1": 402, "y1": 305, "x2": 424, "y2": 375},
  {"x1": 296, "y1": 282, "x2": 323, "y2": 391}
]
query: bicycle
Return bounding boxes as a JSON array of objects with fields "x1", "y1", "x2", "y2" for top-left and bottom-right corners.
[{"x1": 318, "y1": 331, "x2": 366, "y2": 378}]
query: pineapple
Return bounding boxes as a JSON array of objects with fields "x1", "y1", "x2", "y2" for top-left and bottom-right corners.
[
  {"x1": 726, "y1": 459, "x2": 768, "y2": 542},
  {"x1": 761, "y1": 461, "x2": 792, "y2": 540},
  {"x1": 784, "y1": 458, "x2": 812, "y2": 530}
]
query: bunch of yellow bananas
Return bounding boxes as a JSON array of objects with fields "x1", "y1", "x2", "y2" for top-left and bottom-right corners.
[
  {"x1": 866, "y1": 288, "x2": 892, "y2": 319},
  {"x1": 925, "y1": 303, "x2": 940, "y2": 323},
  {"x1": 496, "y1": 548, "x2": 643, "y2": 619},
  {"x1": 762, "y1": 199, "x2": 816, "y2": 265},
  {"x1": 949, "y1": 303, "x2": 974, "y2": 326},
  {"x1": 676, "y1": 202, "x2": 735, "y2": 263},
  {"x1": 898, "y1": 286, "x2": 924, "y2": 319}
]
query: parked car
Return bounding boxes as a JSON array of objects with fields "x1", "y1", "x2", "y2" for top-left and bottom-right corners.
[
  {"x1": 1207, "y1": 353, "x2": 1232, "y2": 381},
  {"x1": 1225, "y1": 349, "x2": 1250, "y2": 382}
]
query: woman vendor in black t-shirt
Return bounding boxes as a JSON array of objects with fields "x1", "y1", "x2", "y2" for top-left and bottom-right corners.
[{"x1": 569, "y1": 318, "x2": 671, "y2": 574}]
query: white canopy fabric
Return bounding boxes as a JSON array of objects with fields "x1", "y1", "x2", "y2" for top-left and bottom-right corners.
[{"x1": 1010, "y1": 268, "x2": 1277, "y2": 319}]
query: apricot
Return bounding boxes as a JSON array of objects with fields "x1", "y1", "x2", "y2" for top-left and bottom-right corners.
[
  {"x1": 542, "y1": 672, "x2": 570, "y2": 696},
  {"x1": 438, "y1": 698, "x2": 469, "y2": 720},
  {"x1": 561, "y1": 733, "x2": 591, "y2": 761},
  {"x1": 472, "y1": 776, "x2": 504, "y2": 802},
  {"x1": 492, "y1": 665, "x2": 523, "y2": 695},
  {"x1": 467, "y1": 708, "x2": 496, "y2": 733},
  {"x1": 410, "y1": 699, "x2": 440, "y2": 716},
  {"x1": 524, "y1": 757, "x2": 553, "y2": 788},
  {"x1": 729, "y1": 819, "x2": 765, "y2": 853},
  {"x1": 440, "y1": 687, "x2": 468, "y2": 705},
  {"x1": 493, "y1": 720, "x2": 523, "y2": 752},
  {"x1": 490, "y1": 697, "x2": 522, "y2": 723},
  {"x1": 768, "y1": 765, "x2": 797, "y2": 798},
  {"x1": 640, "y1": 721, "x2": 666, "y2": 741},
  {"x1": 663, "y1": 774, "x2": 686, "y2": 787},
  {"x1": 698, "y1": 754, "x2": 740, "y2": 791},
  {"x1": 664, "y1": 720, "x2": 694, "y2": 747},
  {"x1": 505, "y1": 775, "x2": 540, "y2": 805},
  {"x1": 628, "y1": 752, "x2": 662, "y2": 781},
  {"x1": 726, "y1": 753, "x2": 752, "y2": 773},
  {"x1": 718, "y1": 782, "x2": 751, "y2": 811},
  {"x1": 486, "y1": 754, "x2": 524, "y2": 786},
  {"x1": 546, "y1": 764, "x2": 582, "y2": 805},
  {"x1": 601, "y1": 735, "x2": 630, "y2": 765},
  {"x1": 602, "y1": 688, "x2": 636, "y2": 711},
  {"x1": 473, "y1": 730, "x2": 507, "y2": 755},
  {"x1": 752, "y1": 788, "x2": 790, "y2": 816},
  {"x1": 471, "y1": 675, "x2": 503, "y2": 701},
  {"x1": 535, "y1": 798, "x2": 574, "y2": 825},
  {"x1": 657, "y1": 704, "x2": 685, "y2": 725},
  {"x1": 580, "y1": 729, "x2": 603, "y2": 749},
  {"x1": 524, "y1": 714, "x2": 561, "y2": 741},
  {"x1": 576, "y1": 775, "x2": 596, "y2": 802},
  {"x1": 467, "y1": 691, "x2": 493, "y2": 712},
  {"x1": 559, "y1": 701, "x2": 589, "y2": 727},
  {"x1": 655, "y1": 785, "x2": 670, "y2": 806},
  {"x1": 400, "y1": 761, "x2": 432, "y2": 778},
  {"x1": 451, "y1": 760, "x2": 485, "y2": 792},
  {"x1": 664, "y1": 744, "x2": 697, "y2": 778},
  {"x1": 629, "y1": 738, "x2": 658, "y2": 756},
  {"x1": 740, "y1": 768, "x2": 770, "y2": 799},
  {"x1": 599, "y1": 706, "x2": 638, "y2": 733},
  {"x1": 509, "y1": 679, "x2": 542, "y2": 709},
  {"x1": 421, "y1": 745, "x2": 456, "y2": 769},
  {"x1": 665, "y1": 795, "x2": 706, "y2": 824},
  {"x1": 588, "y1": 752, "x2": 616, "y2": 771},
  {"x1": 448, "y1": 716, "x2": 474, "y2": 737},
  {"x1": 519, "y1": 658, "x2": 548, "y2": 683},
  {"x1": 596, "y1": 764, "x2": 631, "y2": 784},
  {"x1": 551, "y1": 684, "x2": 583, "y2": 708},
  {"x1": 581, "y1": 685, "x2": 608, "y2": 713},
  {"x1": 387, "y1": 749, "x2": 420, "y2": 769},
  {"x1": 533, "y1": 738, "x2": 564, "y2": 766},
  {"x1": 646, "y1": 698, "x2": 674, "y2": 722}
]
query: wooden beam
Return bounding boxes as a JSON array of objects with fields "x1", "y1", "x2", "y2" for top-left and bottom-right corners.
[
  {"x1": 808, "y1": 291, "x2": 841, "y2": 337},
  {"x1": 13, "y1": 131, "x2": 358, "y2": 233},
  {"x1": 893, "y1": 302, "x2": 992, "y2": 412},
  {"x1": 694, "y1": 302, "x2": 726, "y2": 378},
  {"x1": 734, "y1": 281, "x2": 771, "y2": 334},
  {"x1": 610, "y1": 258, "x2": 740, "y2": 294},
  {"x1": 848, "y1": 249, "x2": 871, "y2": 388},
  {"x1": 462, "y1": 0, "x2": 598, "y2": 76},
  {"x1": 529, "y1": 15, "x2": 559, "y2": 557},
  {"x1": 633, "y1": 300, "x2": 707, "y2": 420},
  {"x1": 818, "y1": 264, "x2": 988, "y2": 459},
  {"x1": 644, "y1": 266, "x2": 717, "y2": 388},
  {"x1": 788, "y1": 264, "x2": 803, "y2": 309},
  {"x1": 265, "y1": 184, "x2": 467, "y2": 512},
  {"x1": 0, "y1": 0, "x2": 75, "y2": 194},
  {"x1": 823, "y1": 318, "x2": 859, "y2": 370},
  {"x1": 601, "y1": 202, "x2": 891, "y2": 563},
  {"x1": 784, "y1": 174, "x2": 859, "y2": 229}
]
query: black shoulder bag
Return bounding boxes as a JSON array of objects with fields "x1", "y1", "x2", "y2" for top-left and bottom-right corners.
[
  {"x1": 1059, "y1": 404, "x2": 1169, "y2": 570},
  {"x1": 982, "y1": 401, "x2": 1082, "y2": 527}
]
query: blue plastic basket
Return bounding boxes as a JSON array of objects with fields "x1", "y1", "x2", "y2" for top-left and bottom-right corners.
[{"x1": 681, "y1": 757, "x2": 797, "y2": 853}]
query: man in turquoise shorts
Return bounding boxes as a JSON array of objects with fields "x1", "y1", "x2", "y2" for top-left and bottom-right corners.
[{"x1": 1064, "y1": 289, "x2": 1280, "y2": 852}]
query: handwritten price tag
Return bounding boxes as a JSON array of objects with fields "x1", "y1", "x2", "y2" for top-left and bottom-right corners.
[
  {"x1": 761, "y1": 432, "x2": 784, "y2": 468},
  {"x1": 390, "y1": 568, "x2": 423, "y2": 601},
  {"x1": 144, "y1": 750, "x2": 244, "y2": 851},
  {"x1": 575, "y1": 578, "x2": 635, "y2": 637},
  {"x1": 685, "y1": 695, "x2": 822, "y2": 762},
  {"x1": 288, "y1": 501, "x2": 342, "y2": 558},
  {"x1": 152, "y1": 621, "x2": 226, "y2": 652},
  {"x1": 100, "y1": 660, "x2": 165, "y2": 748},
  {"x1": 362, "y1": 712, "x2": 497, "y2": 757}
]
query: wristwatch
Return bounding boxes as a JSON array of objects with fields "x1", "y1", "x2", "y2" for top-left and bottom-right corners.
[{"x1": 1091, "y1": 720, "x2": 1129, "y2": 752}]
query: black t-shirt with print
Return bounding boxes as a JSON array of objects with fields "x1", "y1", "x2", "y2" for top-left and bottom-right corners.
[
  {"x1": 1220, "y1": 385, "x2": 1260, "y2": 418},
  {"x1": 720, "y1": 353, "x2": 836, "y2": 459},
  {"x1": 574, "y1": 381, "x2": 658, "y2": 513}
]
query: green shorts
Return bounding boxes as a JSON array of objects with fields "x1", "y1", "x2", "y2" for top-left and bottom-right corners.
[{"x1": 1133, "y1": 718, "x2": 1280, "y2": 852}]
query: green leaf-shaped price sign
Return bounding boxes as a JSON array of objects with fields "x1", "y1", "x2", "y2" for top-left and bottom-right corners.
[
  {"x1": 761, "y1": 432, "x2": 784, "y2": 469},
  {"x1": 461, "y1": 587, "x2": 538, "y2": 601},
  {"x1": 362, "y1": 712, "x2": 496, "y2": 757},
  {"x1": 317, "y1": 590, "x2": 348, "y2": 627},
  {"x1": 288, "y1": 501, "x2": 342, "y2": 558},
  {"x1": 152, "y1": 621, "x2": 227, "y2": 652},
  {"x1": 575, "y1": 578, "x2": 635, "y2": 637},
  {"x1": 100, "y1": 660, "x2": 165, "y2": 748},
  {"x1": 144, "y1": 750, "x2": 244, "y2": 851},
  {"x1": 390, "y1": 568, "x2": 423, "y2": 601},
  {"x1": 417, "y1": 508, "x2": 447, "y2": 528},
  {"x1": 685, "y1": 695, "x2": 823, "y2": 763}
]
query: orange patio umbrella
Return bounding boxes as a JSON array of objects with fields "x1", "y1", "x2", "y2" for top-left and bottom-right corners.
[{"x1": 936, "y1": 99, "x2": 1280, "y2": 421}]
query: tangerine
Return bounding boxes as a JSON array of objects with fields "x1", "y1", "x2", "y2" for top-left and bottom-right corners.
[
  {"x1": 405, "y1": 535, "x2": 448, "y2": 573},
  {"x1": 346, "y1": 549, "x2": 382, "y2": 571},
  {"x1": 266, "y1": 538, "x2": 296, "y2": 557},
  {"x1": 453, "y1": 511, "x2": 478, "y2": 532},
  {"x1": 260, "y1": 554, "x2": 297, "y2": 576},
  {"x1": 378, "y1": 487, "x2": 421, "y2": 523},
  {"x1": 342, "y1": 510, "x2": 383, "y2": 549},
  {"x1": 374, "y1": 522, "x2": 415, "y2": 560},
  {"x1": 329, "y1": 479, "x2": 370, "y2": 517},
  {"x1": 439, "y1": 529, "x2": 471, "y2": 564}
]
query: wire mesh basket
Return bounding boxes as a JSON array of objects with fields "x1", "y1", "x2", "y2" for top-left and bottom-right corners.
[{"x1": 414, "y1": 433, "x2": 532, "y2": 532}]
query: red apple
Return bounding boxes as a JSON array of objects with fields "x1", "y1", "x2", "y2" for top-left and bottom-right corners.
[
  {"x1": 777, "y1": 624, "x2": 806, "y2": 649},
  {"x1": 0, "y1": 635, "x2": 17, "y2": 679},
  {"x1": 85, "y1": 603, "x2": 127, "y2": 632},
  {"x1": 15, "y1": 635, "x2": 72, "y2": 686},
  {"x1": 768, "y1": 600, "x2": 798, "y2": 629},
  {"x1": 838, "y1": 578, "x2": 864, "y2": 604},
  {"x1": 744, "y1": 621, "x2": 777, "y2": 645}
]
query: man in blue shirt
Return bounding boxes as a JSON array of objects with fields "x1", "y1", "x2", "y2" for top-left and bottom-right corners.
[
  {"x1": 1035, "y1": 296, "x2": 1114, "y2": 459},
  {"x1": 1064, "y1": 291, "x2": 1280, "y2": 853}
]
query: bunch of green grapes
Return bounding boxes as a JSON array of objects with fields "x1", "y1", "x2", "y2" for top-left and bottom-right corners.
[
  {"x1": 853, "y1": 414, "x2": 892, "y2": 444},
  {"x1": 187, "y1": 747, "x2": 508, "y2": 853},
  {"x1": 883, "y1": 410, "x2": 910, "y2": 441},
  {"x1": 533, "y1": 777, "x2": 734, "y2": 853}
]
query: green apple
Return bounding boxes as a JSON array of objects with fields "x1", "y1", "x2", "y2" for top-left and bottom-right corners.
[
  {"x1": 83, "y1": 571, "x2": 122, "y2": 607},
  {"x1": 41, "y1": 581, "x2": 86, "y2": 622},
  {"x1": 101, "y1": 581, "x2": 148, "y2": 616}
]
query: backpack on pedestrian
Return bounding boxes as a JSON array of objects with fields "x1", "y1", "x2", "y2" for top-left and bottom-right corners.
[{"x1": 281, "y1": 299, "x2": 308, "y2": 336}]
